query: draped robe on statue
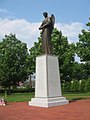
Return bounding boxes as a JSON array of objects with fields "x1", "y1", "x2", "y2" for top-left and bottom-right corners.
[{"x1": 40, "y1": 17, "x2": 53, "y2": 54}]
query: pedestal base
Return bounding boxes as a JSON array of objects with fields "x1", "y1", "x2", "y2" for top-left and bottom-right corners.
[
  {"x1": 29, "y1": 55, "x2": 69, "y2": 108},
  {"x1": 29, "y1": 97, "x2": 69, "y2": 108}
]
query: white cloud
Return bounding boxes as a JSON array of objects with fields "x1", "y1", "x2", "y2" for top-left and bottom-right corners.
[
  {"x1": 0, "y1": 18, "x2": 40, "y2": 48},
  {"x1": 0, "y1": 18, "x2": 84, "y2": 50},
  {"x1": 55, "y1": 22, "x2": 84, "y2": 43}
]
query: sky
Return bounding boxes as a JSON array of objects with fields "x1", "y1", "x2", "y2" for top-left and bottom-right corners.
[{"x1": 0, "y1": 0, "x2": 90, "y2": 51}]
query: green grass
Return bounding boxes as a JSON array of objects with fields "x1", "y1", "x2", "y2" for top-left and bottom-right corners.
[
  {"x1": 0, "y1": 92, "x2": 90, "y2": 102},
  {"x1": 0, "y1": 92, "x2": 34, "y2": 102},
  {"x1": 63, "y1": 92, "x2": 90, "y2": 101}
]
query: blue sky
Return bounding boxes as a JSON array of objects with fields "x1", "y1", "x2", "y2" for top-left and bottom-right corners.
[
  {"x1": 0, "y1": 0, "x2": 90, "y2": 23},
  {"x1": 0, "y1": 0, "x2": 90, "y2": 53}
]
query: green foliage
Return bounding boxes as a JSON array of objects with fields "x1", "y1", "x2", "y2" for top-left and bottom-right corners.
[
  {"x1": 0, "y1": 88, "x2": 35, "y2": 94},
  {"x1": 85, "y1": 78, "x2": 90, "y2": 92},
  {"x1": 62, "y1": 81, "x2": 71, "y2": 92},
  {"x1": 0, "y1": 34, "x2": 28, "y2": 91},
  {"x1": 70, "y1": 80, "x2": 79, "y2": 92},
  {"x1": 76, "y1": 18, "x2": 90, "y2": 62},
  {"x1": 72, "y1": 63, "x2": 86, "y2": 80},
  {"x1": 76, "y1": 30, "x2": 90, "y2": 62},
  {"x1": 79, "y1": 80, "x2": 86, "y2": 92},
  {"x1": 52, "y1": 28, "x2": 75, "y2": 81},
  {"x1": 76, "y1": 18, "x2": 90, "y2": 80},
  {"x1": 29, "y1": 38, "x2": 42, "y2": 73},
  {"x1": 83, "y1": 62, "x2": 90, "y2": 79}
]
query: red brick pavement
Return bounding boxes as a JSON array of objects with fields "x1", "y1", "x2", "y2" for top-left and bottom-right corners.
[{"x1": 0, "y1": 100, "x2": 90, "y2": 120}]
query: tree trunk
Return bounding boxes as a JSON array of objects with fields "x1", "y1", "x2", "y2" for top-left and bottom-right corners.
[{"x1": 8, "y1": 86, "x2": 11, "y2": 95}]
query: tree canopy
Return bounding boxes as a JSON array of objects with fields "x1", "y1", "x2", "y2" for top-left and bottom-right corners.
[
  {"x1": 76, "y1": 18, "x2": 90, "y2": 62},
  {"x1": 76, "y1": 18, "x2": 90, "y2": 79},
  {"x1": 0, "y1": 34, "x2": 28, "y2": 92}
]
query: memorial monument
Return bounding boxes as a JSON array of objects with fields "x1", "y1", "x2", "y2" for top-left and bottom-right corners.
[{"x1": 29, "y1": 12, "x2": 69, "y2": 107}]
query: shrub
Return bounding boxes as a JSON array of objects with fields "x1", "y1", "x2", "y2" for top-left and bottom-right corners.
[
  {"x1": 70, "y1": 80, "x2": 79, "y2": 92},
  {"x1": 85, "y1": 78, "x2": 90, "y2": 92},
  {"x1": 79, "y1": 80, "x2": 86, "y2": 92},
  {"x1": 0, "y1": 88, "x2": 35, "y2": 94},
  {"x1": 62, "y1": 82, "x2": 71, "y2": 92}
]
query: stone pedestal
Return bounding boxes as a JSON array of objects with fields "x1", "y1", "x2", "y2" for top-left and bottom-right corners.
[{"x1": 29, "y1": 55, "x2": 69, "y2": 107}]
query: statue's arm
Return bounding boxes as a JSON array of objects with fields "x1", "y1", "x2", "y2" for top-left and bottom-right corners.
[{"x1": 39, "y1": 18, "x2": 51, "y2": 30}]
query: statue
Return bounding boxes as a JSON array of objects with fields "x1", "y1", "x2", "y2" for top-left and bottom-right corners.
[{"x1": 39, "y1": 12, "x2": 55, "y2": 54}]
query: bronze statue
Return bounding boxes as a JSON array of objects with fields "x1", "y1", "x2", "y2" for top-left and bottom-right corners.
[{"x1": 39, "y1": 12, "x2": 55, "y2": 54}]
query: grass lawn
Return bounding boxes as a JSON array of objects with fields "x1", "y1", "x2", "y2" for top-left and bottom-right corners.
[
  {"x1": 63, "y1": 92, "x2": 90, "y2": 101},
  {"x1": 0, "y1": 92, "x2": 34, "y2": 102},
  {"x1": 0, "y1": 92, "x2": 90, "y2": 102}
]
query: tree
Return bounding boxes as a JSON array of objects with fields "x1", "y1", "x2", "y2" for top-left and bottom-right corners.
[
  {"x1": 76, "y1": 30, "x2": 90, "y2": 62},
  {"x1": 72, "y1": 62, "x2": 86, "y2": 80},
  {"x1": 29, "y1": 38, "x2": 42, "y2": 73},
  {"x1": 76, "y1": 18, "x2": 90, "y2": 79},
  {"x1": 0, "y1": 34, "x2": 28, "y2": 93},
  {"x1": 51, "y1": 28, "x2": 75, "y2": 81}
]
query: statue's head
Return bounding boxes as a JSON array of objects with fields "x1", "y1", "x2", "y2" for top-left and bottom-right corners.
[{"x1": 43, "y1": 12, "x2": 48, "y2": 17}]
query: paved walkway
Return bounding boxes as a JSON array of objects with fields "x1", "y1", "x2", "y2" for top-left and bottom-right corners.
[{"x1": 0, "y1": 100, "x2": 90, "y2": 120}]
